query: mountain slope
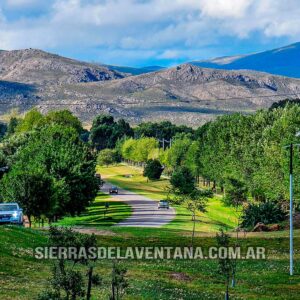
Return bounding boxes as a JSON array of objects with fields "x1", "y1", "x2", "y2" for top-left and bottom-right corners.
[
  {"x1": 43, "y1": 64, "x2": 300, "y2": 126},
  {"x1": 0, "y1": 49, "x2": 300, "y2": 126},
  {"x1": 191, "y1": 42, "x2": 300, "y2": 78},
  {"x1": 0, "y1": 49, "x2": 125, "y2": 85}
]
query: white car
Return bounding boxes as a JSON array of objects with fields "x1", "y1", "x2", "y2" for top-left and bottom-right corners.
[
  {"x1": 0, "y1": 203, "x2": 23, "y2": 225},
  {"x1": 158, "y1": 200, "x2": 169, "y2": 209}
]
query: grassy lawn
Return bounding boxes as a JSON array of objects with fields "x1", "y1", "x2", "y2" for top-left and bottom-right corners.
[
  {"x1": 99, "y1": 164, "x2": 238, "y2": 232},
  {"x1": 56, "y1": 192, "x2": 132, "y2": 227},
  {"x1": 0, "y1": 226, "x2": 299, "y2": 299}
]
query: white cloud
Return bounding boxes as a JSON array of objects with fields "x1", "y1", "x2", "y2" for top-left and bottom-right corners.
[
  {"x1": 0, "y1": 0, "x2": 299, "y2": 63},
  {"x1": 199, "y1": 0, "x2": 251, "y2": 18}
]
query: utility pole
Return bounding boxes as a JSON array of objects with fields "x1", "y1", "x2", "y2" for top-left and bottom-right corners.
[
  {"x1": 284, "y1": 133, "x2": 300, "y2": 276},
  {"x1": 289, "y1": 143, "x2": 294, "y2": 276}
]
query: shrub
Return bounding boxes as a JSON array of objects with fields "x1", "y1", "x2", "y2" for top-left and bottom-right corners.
[
  {"x1": 143, "y1": 159, "x2": 163, "y2": 180},
  {"x1": 241, "y1": 201, "x2": 287, "y2": 228}
]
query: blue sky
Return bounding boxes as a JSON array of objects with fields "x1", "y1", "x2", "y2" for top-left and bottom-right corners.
[{"x1": 0, "y1": 0, "x2": 299, "y2": 67}]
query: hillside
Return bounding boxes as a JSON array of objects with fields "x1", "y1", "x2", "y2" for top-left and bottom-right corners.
[
  {"x1": 0, "y1": 49, "x2": 124, "y2": 85},
  {"x1": 53, "y1": 64, "x2": 300, "y2": 125},
  {"x1": 1, "y1": 49, "x2": 300, "y2": 126},
  {"x1": 192, "y1": 42, "x2": 300, "y2": 78}
]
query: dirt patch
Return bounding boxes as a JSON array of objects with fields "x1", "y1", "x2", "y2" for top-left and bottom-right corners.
[
  {"x1": 170, "y1": 272, "x2": 192, "y2": 282},
  {"x1": 73, "y1": 227, "x2": 116, "y2": 236}
]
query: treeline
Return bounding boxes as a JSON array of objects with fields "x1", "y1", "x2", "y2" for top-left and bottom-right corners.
[
  {"x1": 96, "y1": 104, "x2": 300, "y2": 206},
  {"x1": 1, "y1": 102, "x2": 300, "y2": 224}
]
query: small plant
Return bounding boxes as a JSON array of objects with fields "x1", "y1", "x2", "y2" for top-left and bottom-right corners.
[
  {"x1": 216, "y1": 230, "x2": 234, "y2": 300},
  {"x1": 111, "y1": 261, "x2": 129, "y2": 300}
]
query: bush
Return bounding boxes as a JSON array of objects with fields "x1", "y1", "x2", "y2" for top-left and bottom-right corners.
[
  {"x1": 97, "y1": 149, "x2": 118, "y2": 166},
  {"x1": 241, "y1": 201, "x2": 287, "y2": 228},
  {"x1": 170, "y1": 166, "x2": 195, "y2": 194},
  {"x1": 143, "y1": 159, "x2": 163, "y2": 180}
]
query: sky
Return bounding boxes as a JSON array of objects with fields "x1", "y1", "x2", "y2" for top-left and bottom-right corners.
[{"x1": 0, "y1": 0, "x2": 300, "y2": 67}]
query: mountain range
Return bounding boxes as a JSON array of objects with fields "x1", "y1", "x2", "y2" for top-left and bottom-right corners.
[
  {"x1": 191, "y1": 42, "x2": 300, "y2": 78},
  {"x1": 0, "y1": 44, "x2": 299, "y2": 127}
]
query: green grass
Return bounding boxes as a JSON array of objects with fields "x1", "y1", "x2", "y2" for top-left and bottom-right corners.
[
  {"x1": 0, "y1": 226, "x2": 300, "y2": 299},
  {"x1": 99, "y1": 164, "x2": 238, "y2": 232},
  {"x1": 56, "y1": 192, "x2": 132, "y2": 227}
]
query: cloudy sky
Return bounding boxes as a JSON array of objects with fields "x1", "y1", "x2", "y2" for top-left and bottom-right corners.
[{"x1": 0, "y1": 0, "x2": 299, "y2": 67}]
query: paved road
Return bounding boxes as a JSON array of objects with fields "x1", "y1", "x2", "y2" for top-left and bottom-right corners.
[{"x1": 102, "y1": 182, "x2": 175, "y2": 228}]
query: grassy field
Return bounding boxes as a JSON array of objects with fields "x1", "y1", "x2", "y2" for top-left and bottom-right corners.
[
  {"x1": 56, "y1": 192, "x2": 132, "y2": 227},
  {"x1": 99, "y1": 164, "x2": 238, "y2": 232},
  {"x1": 1, "y1": 164, "x2": 299, "y2": 299},
  {"x1": 0, "y1": 226, "x2": 299, "y2": 299}
]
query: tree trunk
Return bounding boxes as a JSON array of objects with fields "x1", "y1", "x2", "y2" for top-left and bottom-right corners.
[
  {"x1": 225, "y1": 283, "x2": 229, "y2": 300},
  {"x1": 86, "y1": 266, "x2": 93, "y2": 300}
]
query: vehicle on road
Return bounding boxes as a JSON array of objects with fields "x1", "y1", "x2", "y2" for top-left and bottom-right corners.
[
  {"x1": 109, "y1": 186, "x2": 119, "y2": 194},
  {"x1": 158, "y1": 200, "x2": 169, "y2": 209},
  {"x1": 0, "y1": 203, "x2": 23, "y2": 225}
]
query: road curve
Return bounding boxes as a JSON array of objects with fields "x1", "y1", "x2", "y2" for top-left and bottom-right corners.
[{"x1": 102, "y1": 182, "x2": 175, "y2": 228}]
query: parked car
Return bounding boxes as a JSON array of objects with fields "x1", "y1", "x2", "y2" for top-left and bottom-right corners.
[
  {"x1": 109, "y1": 186, "x2": 119, "y2": 194},
  {"x1": 0, "y1": 203, "x2": 23, "y2": 225},
  {"x1": 158, "y1": 200, "x2": 169, "y2": 209}
]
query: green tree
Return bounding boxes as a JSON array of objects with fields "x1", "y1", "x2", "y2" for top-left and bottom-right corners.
[
  {"x1": 16, "y1": 109, "x2": 44, "y2": 133},
  {"x1": 170, "y1": 166, "x2": 195, "y2": 194},
  {"x1": 90, "y1": 115, "x2": 133, "y2": 150},
  {"x1": 0, "y1": 170, "x2": 53, "y2": 227},
  {"x1": 42, "y1": 110, "x2": 83, "y2": 134},
  {"x1": 183, "y1": 191, "x2": 207, "y2": 246},
  {"x1": 6, "y1": 117, "x2": 20, "y2": 136},
  {"x1": 143, "y1": 159, "x2": 163, "y2": 180},
  {"x1": 223, "y1": 178, "x2": 248, "y2": 206},
  {"x1": 1, "y1": 125, "x2": 98, "y2": 222},
  {"x1": 97, "y1": 149, "x2": 118, "y2": 166},
  {"x1": 134, "y1": 121, "x2": 194, "y2": 140}
]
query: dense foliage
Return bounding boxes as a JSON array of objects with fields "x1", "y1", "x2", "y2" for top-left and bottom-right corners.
[
  {"x1": 241, "y1": 202, "x2": 287, "y2": 228},
  {"x1": 143, "y1": 159, "x2": 163, "y2": 180},
  {"x1": 117, "y1": 104, "x2": 300, "y2": 209},
  {"x1": 121, "y1": 137, "x2": 158, "y2": 163},
  {"x1": 170, "y1": 166, "x2": 196, "y2": 194},
  {"x1": 0, "y1": 110, "x2": 99, "y2": 225},
  {"x1": 89, "y1": 115, "x2": 133, "y2": 150},
  {"x1": 134, "y1": 121, "x2": 194, "y2": 140},
  {"x1": 97, "y1": 148, "x2": 119, "y2": 166}
]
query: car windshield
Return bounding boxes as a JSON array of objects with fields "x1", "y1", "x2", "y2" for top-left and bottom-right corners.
[
  {"x1": 0, "y1": 204, "x2": 18, "y2": 211},
  {"x1": 112, "y1": 187, "x2": 117, "y2": 189},
  {"x1": 160, "y1": 201, "x2": 167, "y2": 203}
]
